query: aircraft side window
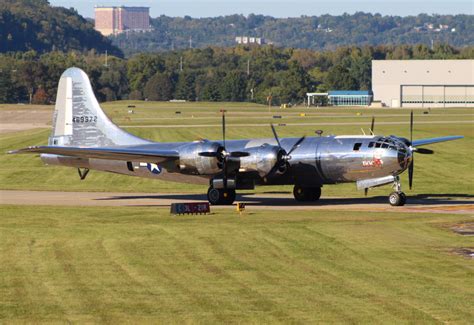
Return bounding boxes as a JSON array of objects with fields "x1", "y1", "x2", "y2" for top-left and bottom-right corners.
[
  {"x1": 368, "y1": 142, "x2": 374, "y2": 148},
  {"x1": 353, "y1": 143, "x2": 362, "y2": 151},
  {"x1": 382, "y1": 143, "x2": 389, "y2": 148},
  {"x1": 375, "y1": 143, "x2": 381, "y2": 148}
]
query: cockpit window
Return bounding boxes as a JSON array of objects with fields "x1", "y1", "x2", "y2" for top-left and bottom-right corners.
[
  {"x1": 373, "y1": 137, "x2": 400, "y2": 150},
  {"x1": 353, "y1": 143, "x2": 362, "y2": 151}
]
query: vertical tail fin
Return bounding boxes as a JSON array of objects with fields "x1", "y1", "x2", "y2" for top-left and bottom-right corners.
[{"x1": 49, "y1": 67, "x2": 150, "y2": 147}]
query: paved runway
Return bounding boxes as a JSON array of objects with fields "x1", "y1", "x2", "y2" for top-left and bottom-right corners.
[{"x1": 1, "y1": 190, "x2": 472, "y2": 214}]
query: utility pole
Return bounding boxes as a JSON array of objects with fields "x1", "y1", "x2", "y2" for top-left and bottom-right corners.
[
  {"x1": 29, "y1": 87, "x2": 34, "y2": 105},
  {"x1": 179, "y1": 56, "x2": 183, "y2": 72},
  {"x1": 104, "y1": 50, "x2": 108, "y2": 67},
  {"x1": 246, "y1": 59, "x2": 250, "y2": 76},
  {"x1": 189, "y1": 37, "x2": 193, "y2": 49}
]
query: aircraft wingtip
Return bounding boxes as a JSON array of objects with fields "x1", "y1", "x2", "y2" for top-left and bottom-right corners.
[{"x1": 7, "y1": 146, "x2": 41, "y2": 154}]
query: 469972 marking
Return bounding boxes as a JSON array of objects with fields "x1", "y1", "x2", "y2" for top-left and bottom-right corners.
[{"x1": 72, "y1": 116, "x2": 97, "y2": 123}]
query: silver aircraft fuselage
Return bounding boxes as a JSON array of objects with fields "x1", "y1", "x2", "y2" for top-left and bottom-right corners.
[{"x1": 41, "y1": 134, "x2": 412, "y2": 188}]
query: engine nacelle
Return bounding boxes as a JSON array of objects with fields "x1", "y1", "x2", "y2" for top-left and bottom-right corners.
[
  {"x1": 238, "y1": 144, "x2": 283, "y2": 177},
  {"x1": 178, "y1": 141, "x2": 222, "y2": 175}
]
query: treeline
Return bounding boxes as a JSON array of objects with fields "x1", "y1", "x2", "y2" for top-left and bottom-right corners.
[
  {"x1": 0, "y1": 0, "x2": 122, "y2": 56},
  {"x1": 1, "y1": 45, "x2": 473, "y2": 105},
  {"x1": 112, "y1": 13, "x2": 474, "y2": 55}
]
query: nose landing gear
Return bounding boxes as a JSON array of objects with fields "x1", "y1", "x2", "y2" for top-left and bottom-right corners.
[{"x1": 389, "y1": 176, "x2": 407, "y2": 206}]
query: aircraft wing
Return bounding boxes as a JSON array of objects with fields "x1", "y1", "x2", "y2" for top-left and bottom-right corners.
[
  {"x1": 411, "y1": 136, "x2": 464, "y2": 147},
  {"x1": 9, "y1": 146, "x2": 180, "y2": 164}
]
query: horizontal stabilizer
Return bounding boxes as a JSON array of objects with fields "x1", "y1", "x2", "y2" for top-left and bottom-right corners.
[
  {"x1": 412, "y1": 136, "x2": 463, "y2": 147},
  {"x1": 9, "y1": 146, "x2": 179, "y2": 164}
]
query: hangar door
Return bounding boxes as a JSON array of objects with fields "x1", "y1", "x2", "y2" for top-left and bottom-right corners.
[{"x1": 401, "y1": 85, "x2": 474, "y2": 107}]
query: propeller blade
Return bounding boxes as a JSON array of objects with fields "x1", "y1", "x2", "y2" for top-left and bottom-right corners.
[
  {"x1": 370, "y1": 116, "x2": 375, "y2": 134},
  {"x1": 198, "y1": 152, "x2": 218, "y2": 157},
  {"x1": 270, "y1": 124, "x2": 282, "y2": 148},
  {"x1": 414, "y1": 148, "x2": 434, "y2": 154},
  {"x1": 410, "y1": 110, "x2": 413, "y2": 145},
  {"x1": 229, "y1": 151, "x2": 250, "y2": 158},
  {"x1": 222, "y1": 111, "x2": 226, "y2": 149},
  {"x1": 287, "y1": 136, "x2": 306, "y2": 156},
  {"x1": 408, "y1": 157, "x2": 414, "y2": 190},
  {"x1": 223, "y1": 160, "x2": 228, "y2": 188}
]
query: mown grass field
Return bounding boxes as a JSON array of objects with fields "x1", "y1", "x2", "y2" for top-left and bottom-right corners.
[
  {"x1": 1, "y1": 101, "x2": 473, "y2": 196},
  {"x1": 1, "y1": 205, "x2": 473, "y2": 323}
]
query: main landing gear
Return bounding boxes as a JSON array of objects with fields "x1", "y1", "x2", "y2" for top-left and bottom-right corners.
[
  {"x1": 207, "y1": 187, "x2": 236, "y2": 205},
  {"x1": 388, "y1": 176, "x2": 407, "y2": 206},
  {"x1": 293, "y1": 185, "x2": 321, "y2": 202}
]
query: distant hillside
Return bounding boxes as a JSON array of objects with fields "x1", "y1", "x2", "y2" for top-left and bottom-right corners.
[
  {"x1": 0, "y1": 0, "x2": 122, "y2": 56},
  {"x1": 112, "y1": 13, "x2": 474, "y2": 55}
]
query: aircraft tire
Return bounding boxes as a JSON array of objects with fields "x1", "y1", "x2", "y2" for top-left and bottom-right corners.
[
  {"x1": 207, "y1": 187, "x2": 236, "y2": 205},
  {"x1": 309, "y1": 187, "x2": 322, "y2": 201},
  {"x1": 293, "y1": 185, "x2": 308, "y2": 201},
  {"x1": 399, "y1": 192, "x2": 407, "y2": 205},
  {"x1": 389, "y1": 191, "x2": 406, "y2": 206},
  {"x1": 223, "y1": 189, "x2": 236, "y2": 205},
  {"x1": 293, "y1": 186, "x2": 321, "y2": 202}
]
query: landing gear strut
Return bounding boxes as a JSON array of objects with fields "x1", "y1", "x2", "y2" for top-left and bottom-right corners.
[
  {"x1": 207, "y1": 187, "x2": 236, "y2": 205},
  {"x1": 389, "y1": 176, "x2": 407, "y2": 206},
  {"x1": 293, "y1": 185, "x2": 321, "y2": 202}
]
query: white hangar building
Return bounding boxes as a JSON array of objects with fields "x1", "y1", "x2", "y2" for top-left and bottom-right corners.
[{"x1": 372, "y1": 60, "x2": 474, "y2": 108}]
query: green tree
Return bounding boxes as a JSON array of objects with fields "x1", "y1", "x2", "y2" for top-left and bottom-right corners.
[
  {"x1": 326, "y1": 60, "x2": 358, "y2": 90},
  {"x1": 0, "y1": 70, "x2": 14, "y2": 103},
  {"x1": 144, "y1": 72, "x2": 174, "y2": 101},
  {"x1": 277, "y1": 61, "x2": 310, "y2": 103},
  {"x1": 350, "y1": 55, "x2": 372, "y2": 90},
  {"x1": 174, "y1": 72, "x2": 196, "y2": 101},
  {"x1": 219, "y1": 71, "x2": 247, "y2": 101},
  {"x1": 127, "y1": 54, "x2": 165, "y2": 93}
]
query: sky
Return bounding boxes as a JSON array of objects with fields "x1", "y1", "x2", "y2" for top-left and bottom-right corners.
[{"x1": 48, "y1": 0, "x2": 473, "y2": 18}]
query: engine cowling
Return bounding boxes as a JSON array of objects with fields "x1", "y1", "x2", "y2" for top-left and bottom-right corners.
[
  {"x1": 178, "y1": 141, "x2": 223, "y2": 175},
  {"x1": 238, "y1": 144, "x2": 284, "y2": 177}
]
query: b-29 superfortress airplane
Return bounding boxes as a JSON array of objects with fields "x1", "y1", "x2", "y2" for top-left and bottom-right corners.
[{"x1": 10, "y1": 68, "x2": 463, "y2": 206}]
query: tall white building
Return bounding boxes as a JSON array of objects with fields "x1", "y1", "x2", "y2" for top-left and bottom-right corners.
[{"x1": 372, "y1": 60, "x2": 474, "y2": 108}]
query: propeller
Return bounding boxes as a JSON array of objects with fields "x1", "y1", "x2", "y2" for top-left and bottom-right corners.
[
  {"x1": 370, "y1": 116, "x2": 375, "y2": 135},
  {"x1": 198, "y1": 111, "x2": 249, "y2": 188},
  {"x1": 413, "y1": 148, "x2": 434, "y2": 154},
  {"x1": 365, "y1": 116, "x2": 374, "y2": 195},
  {"x1": 408, "y1": 110, "x2": 414, "y2": 190},
  {"x1": 401, "y1": 110, "x2": 436, "y2": 190},
  {"x1": 270, "y1": 124, "x2": 306, "y2": 173}
]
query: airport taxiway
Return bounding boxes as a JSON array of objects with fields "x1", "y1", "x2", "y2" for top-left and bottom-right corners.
[{"x1": 1, "y1": 190, "x2": 472, "y2": 214}]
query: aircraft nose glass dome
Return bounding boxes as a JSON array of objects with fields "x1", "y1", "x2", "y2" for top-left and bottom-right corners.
[
  {"x1": 369, "y1": 137, "x2": 401, "y2": 151},
  {"x1": 397, "y1": 144, "x2": 412, "y2": 168}
]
